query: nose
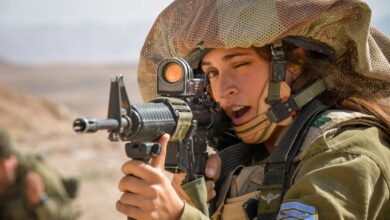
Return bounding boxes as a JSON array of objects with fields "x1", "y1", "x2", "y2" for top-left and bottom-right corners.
[{"x1": 214, "y1": 72, "x2": 238, "y2": 99}]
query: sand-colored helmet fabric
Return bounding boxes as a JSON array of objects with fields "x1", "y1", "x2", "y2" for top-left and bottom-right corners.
[{"x1": 137, "y1": 0, "x2": 390, "y2": 102}]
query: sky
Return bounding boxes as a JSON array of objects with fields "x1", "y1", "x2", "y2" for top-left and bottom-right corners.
[
  {"x1": 0, "y1": 0, "x2": 388, "y2": 64},
  {"x1": 366, "y1": 0, "x2": 390, "y2": 21},
  {"x1": 0, "y1": 0, "x2": 386, "y2": 26},
  {"x1": 0, "y1": 0, "x2": 173, "y2": 26}
]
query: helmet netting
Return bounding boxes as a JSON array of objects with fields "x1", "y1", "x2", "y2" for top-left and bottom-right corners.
[{"x1": 137, "y1": 0, "x2": 390, "y2": 104}]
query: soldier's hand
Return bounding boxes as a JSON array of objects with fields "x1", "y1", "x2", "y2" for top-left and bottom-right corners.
[
  {"x1": 25, "y1": 171, "x2": 45, "y2": 206},
  {"x1": 116, "y1": 134, "x2": 185, "y2": 220},
  {"x1": 205, "y1": 154, "x2": 221, "y2": 203}
]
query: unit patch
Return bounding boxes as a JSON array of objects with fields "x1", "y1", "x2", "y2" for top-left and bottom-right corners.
[
  {"x1": 260, "y1": 192, "x2": 281, "y2": 205},
  {"x1": 311, "y1": 115, "x2": 331, "y2": 128},
  {"x1": 277, "y1": 201, "x2": 317, "y2": 220}
]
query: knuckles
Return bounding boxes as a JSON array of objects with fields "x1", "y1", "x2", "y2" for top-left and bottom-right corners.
[{"x1": 121, "y1": 159, "x2": 144, "y2": 175}]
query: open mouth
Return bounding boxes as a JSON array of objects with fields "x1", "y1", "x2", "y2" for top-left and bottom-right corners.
[{"x1": 230, "y1": 106, "x2": 251, "y2": 125}]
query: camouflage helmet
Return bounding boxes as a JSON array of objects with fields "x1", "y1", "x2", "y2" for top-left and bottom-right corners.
[
  {"x1": 0, "y1": 129, "x2": 13, "y2": 158},
  {"x1": 137, "y1": 0, "x2": 390, "y2": 101}
]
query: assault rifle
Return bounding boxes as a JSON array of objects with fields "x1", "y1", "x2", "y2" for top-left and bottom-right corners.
[{"x1": 72, "y1": 57, "x2": 233, "y2": 181}]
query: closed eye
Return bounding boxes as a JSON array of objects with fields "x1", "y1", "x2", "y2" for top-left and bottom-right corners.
[{"x1": 234, "y1": 62, "x2": 250, "y2": 68}]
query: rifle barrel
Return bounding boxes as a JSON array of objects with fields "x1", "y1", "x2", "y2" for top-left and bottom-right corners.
[{"x1": 73, "y1": 117, "x2": 129, "y2": 133}]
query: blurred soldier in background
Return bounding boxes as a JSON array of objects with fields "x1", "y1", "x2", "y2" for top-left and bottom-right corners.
[{"x1": 0, "y1": 129, "x2": 80, "y2": 220}]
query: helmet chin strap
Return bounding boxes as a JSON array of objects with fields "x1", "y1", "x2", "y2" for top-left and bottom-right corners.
[
  {"x1": 265, "y1": 41, "x2": 334, "y2": 124},
  {"x1": 233, "y1": 40, "x2": 334, "y2": 144},
  {"x1": 233, "y1": 81, "x2": 292, "y2": 144},
  {"x1": 268, "y1": 40, "x2": 287, "y2": 105},
  {"x1": 233, "y1": 41, "x2": 290, "y2": 144}
]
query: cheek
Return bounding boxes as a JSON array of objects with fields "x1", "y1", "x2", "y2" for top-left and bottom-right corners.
[
  {"x1": 208, "y1": 80, "x2": 221, "y2": 101},
  {"x1": 246, "y1": 74, "x2": 267, "y2": 101}
]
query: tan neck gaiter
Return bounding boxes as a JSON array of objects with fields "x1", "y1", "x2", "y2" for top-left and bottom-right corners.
[{"x1": 233, "y1": 82, "x2": 292, "y2": 144}]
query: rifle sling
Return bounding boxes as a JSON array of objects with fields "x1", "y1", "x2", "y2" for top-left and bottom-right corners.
[{"x1": 257, "y1": 99, "x2": 330, "y2": 220}]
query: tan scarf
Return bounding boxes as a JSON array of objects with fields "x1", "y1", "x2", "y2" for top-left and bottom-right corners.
[{"x1": 233, "y1": 82, "x2": 293, "y2": 143}]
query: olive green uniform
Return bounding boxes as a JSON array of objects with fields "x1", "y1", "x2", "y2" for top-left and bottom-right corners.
[
  {"x1": 180, "y1": 111, "x2": 390, "y2": 219},
  {"x1": 0, "y1": 154, "x2": 80, "y2": 220}
]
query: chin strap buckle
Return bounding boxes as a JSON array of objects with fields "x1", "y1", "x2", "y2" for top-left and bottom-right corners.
[
  {"x1": 266, "y1": 76, "x2": 334, "y2": 123},
  {"x1": 266, "y1": 98, "x2": 299, "y2": 123},
  {"x1": 268, "y1": 40, "x2": 287, "y2": 105}
]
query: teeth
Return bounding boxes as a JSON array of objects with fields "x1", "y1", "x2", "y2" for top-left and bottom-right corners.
[{"x1": 232, "y1": 106, "x2": 244, "y2": 112}]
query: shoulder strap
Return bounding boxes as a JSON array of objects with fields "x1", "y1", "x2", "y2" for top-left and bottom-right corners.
[
  {"x1": 257, "y1": 99, "x2": 330, "y2": 220},
  {"x1": 218, "y1": 143, "x2": 267, "y2": 176}
]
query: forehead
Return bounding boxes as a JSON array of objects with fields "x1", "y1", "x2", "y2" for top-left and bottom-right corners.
[{"x1": 202, "y1": 47, "x2": 257, "y2": 62}]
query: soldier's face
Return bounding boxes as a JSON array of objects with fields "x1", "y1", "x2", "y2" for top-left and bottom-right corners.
[
  {"x1": 201, "y1": 47, "x2": 269, "y2": 125},
  {"x1": 0, "y1": 155, "x2": 18, "y2": 186}
]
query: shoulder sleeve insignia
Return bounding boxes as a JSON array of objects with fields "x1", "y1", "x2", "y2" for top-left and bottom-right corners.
[
  {"x1": 260, "y1": 192, "x2": 281, "y2": 205},
  {"x1": 311, "y1": 115, "x2": 331, "y2": 128},
  {"x1": 277, "y1": 201, "x2": 317, "y2": 220}
]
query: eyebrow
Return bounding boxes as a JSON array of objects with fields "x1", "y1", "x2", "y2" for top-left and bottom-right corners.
[{"x1": 201, "y1": 52, "x2": 250, "y2": 67}]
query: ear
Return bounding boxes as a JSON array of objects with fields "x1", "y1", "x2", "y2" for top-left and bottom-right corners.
[{"x1": 285, "y1": 48, "x2": 307, "y2": 85}]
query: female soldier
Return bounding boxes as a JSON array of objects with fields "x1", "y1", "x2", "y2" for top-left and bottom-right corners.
[{"x1": 116, "y1": 0, "x2": 390, "y2": 219}]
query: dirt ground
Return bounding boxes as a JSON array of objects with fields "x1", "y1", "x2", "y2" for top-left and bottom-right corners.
[{"x1": 0, "y1": 61, "x2": 143, "y2": 220}]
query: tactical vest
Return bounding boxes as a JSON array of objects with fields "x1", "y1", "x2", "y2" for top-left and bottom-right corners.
[{"x1": 210, "y1": 100, "x2": 388, "y2": 220}]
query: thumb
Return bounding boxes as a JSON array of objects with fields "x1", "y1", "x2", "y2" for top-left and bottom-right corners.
[{"x1": 150, "y1": 133, "x2": 170, "y2": 170}]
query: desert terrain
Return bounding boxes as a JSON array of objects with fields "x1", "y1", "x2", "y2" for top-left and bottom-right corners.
[{"x1": 0, "y1": 60, "x2": 143, "y2": 220}]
